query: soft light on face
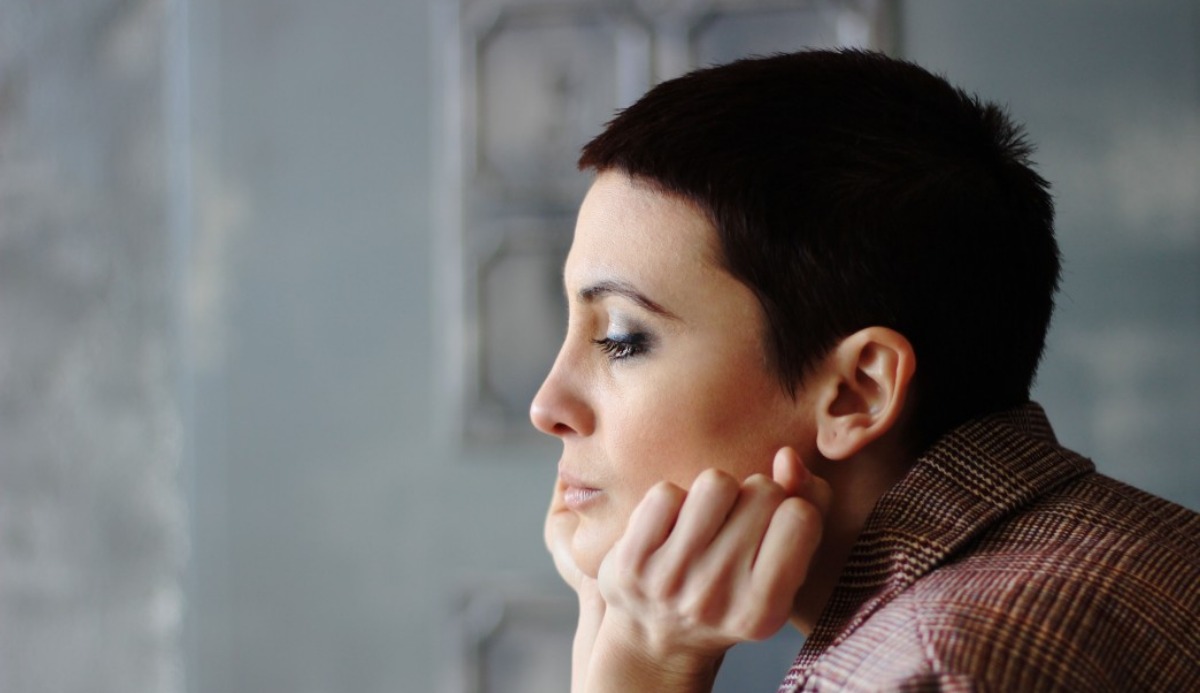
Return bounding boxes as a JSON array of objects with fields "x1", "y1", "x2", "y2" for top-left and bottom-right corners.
[{"x1": 531, "y1": 171, "x2": 817, "y2": 577}]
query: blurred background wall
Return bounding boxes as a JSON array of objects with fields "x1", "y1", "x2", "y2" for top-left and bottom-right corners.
[
  {"x1": 0, "y1": 1, "x2": 183, "y2": 692},
  {"x1": 0, "y1": 1, "x2": 1196, "y2": 692}
]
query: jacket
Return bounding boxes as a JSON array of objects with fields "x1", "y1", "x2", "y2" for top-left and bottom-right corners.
[{"x1": 779, "y1": 404, "x2": 1200, "y2": 692}]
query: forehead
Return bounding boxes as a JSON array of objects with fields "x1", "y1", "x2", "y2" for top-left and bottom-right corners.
[{"x1": 565, "y1": 172, "x2": 722, "y2": 291}]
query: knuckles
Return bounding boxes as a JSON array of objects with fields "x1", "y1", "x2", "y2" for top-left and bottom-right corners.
[
  {"x1": 692, "y1": 468, "x2": 739, "y2": 496},
  {"x1": 679, "y1": 583, "x2": 731, "y2": 628},
  {"x1": 647, "y1": 480, "x2": 687, "y2": 507},
  {"x1": 742, "y1": 472, "x2": 786, "y2": 505},
  {"x1": 595, "y1": 467, "x2": 819, "y2": 654},
  {"x1": 777, "y1": 496, "x2": 822, "y2": 534}
]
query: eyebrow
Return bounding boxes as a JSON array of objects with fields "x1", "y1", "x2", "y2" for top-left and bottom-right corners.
[{"x1": 577, "y1": 279, "x2": 681, "y2": 320}]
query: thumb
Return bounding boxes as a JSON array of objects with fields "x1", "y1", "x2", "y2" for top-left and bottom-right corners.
[
  {"x1": 546, "y1": 511, "x2": 587, "y2": 591},
  {"x1": 772, "y1": 446, "x2": 833, "y2": 517},
  {"x1": 772, "y1": 446, "x2": 806, "y2": 495}
]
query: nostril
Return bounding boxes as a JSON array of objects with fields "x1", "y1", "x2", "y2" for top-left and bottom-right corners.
[
  {"x1": 530, "y1": 410, "x2": 576, "y2": 438},
  {"x1": 529, "y1": 396, "x2": 588, "y2": 439}
]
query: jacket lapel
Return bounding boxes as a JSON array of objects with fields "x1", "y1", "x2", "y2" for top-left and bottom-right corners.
[{"x1": 782, "y1": 404, "x2": 1094, "y2": 683}]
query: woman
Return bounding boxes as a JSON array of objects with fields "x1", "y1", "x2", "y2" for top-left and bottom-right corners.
[
  {"x1": 530, "y1": 50, "x2": 1200, "y2": 693},
  {"x1": 533, "y1": 167, "x2": 852, "y2": 691}
]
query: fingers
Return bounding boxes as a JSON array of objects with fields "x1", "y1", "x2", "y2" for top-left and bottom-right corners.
[
  {"x1": 610, "y1": 481, "x2": 687, "y2": 571},
  {"x1": 598, "y1": 481, "x2": 687, "y2": 612},
  {"x1": 772, "y1": 446, "x2": 807, "y2": 495},
  {"x1": 657, "y1": 469, "x2": 741, "y2": 568},
  {"x1": 774, "y1": 446, "x2": 833, "y2": 517},
  {"x1": 703, "y1": 473, "x2": 786, "y2": 571},
  {"x1": 691, "y1": 451, "x2": 826, "y2": 640},
  {"x1": 748, "y1": 497, "x2": 823, "y2": 633},
  {"x1": 591, "y1": 451, "x2": 831, "y2": 661},
  {"x1": 619, "y1": 451, "x2": 827, "y2": 594}
]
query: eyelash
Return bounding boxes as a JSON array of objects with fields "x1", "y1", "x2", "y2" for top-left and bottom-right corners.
[{"x1": 592, "y1": 333, "x2": 651, "y2": 361}]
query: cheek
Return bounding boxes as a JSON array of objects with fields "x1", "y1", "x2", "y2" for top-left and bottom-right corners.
[
  {"x1": 685, "y1": 376, "x2": 792, "y2": 475},
  {"x1": 605, "y1": 398, "x2": 686, "y2": 486},
  {"x1": 607, "y1": 366, "x2": 788, "y2": 487},
  {"x1": 570, "y1": 363, "x2": 794, "y2": 576}
]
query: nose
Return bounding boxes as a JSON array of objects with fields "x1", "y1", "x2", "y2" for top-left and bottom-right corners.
[{"x1": 529, "y1": 355, "x2": 595, "y2": 438}]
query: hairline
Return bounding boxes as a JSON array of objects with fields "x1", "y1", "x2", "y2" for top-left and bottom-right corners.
[{"x1": 588, "y1": 165, "x2": 826, "y2": 400}]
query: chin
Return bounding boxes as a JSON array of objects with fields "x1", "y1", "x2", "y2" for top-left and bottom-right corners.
[{"x1": 570, "y1": 524, "x2": 615, "y2": 579}]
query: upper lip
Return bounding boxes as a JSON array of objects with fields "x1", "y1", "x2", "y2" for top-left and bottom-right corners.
[{"x1": 558, "y1": 464, "x2": 599, "y2": 490}]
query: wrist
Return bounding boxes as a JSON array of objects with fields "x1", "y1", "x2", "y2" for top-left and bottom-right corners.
[
  {"x1": 571, "y1": 580, "x2": 606, "y2": 693},
  {"x1": 586, "y1": 616, "x2": 725, "y2": 693}
]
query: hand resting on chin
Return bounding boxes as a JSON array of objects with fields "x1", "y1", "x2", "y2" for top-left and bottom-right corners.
[{"x1": 546, "y1": 447, "x2": 831, "y2": 693}]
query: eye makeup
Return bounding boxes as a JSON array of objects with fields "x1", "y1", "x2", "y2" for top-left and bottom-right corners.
[
  {"x1": 592, "y1": 314, "x2": 654, "y2": 361},
  {"x1": 593, "y1": 331, "x2": 652, "y2": 360}
]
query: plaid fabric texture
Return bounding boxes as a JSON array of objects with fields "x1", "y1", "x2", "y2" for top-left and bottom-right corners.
[{"x1": 778, "y1": 403, "x2": 1200, "y2": 692}]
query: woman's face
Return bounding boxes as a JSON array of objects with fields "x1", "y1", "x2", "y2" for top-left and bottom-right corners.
[{"x1": 531, "y1": 171, "x2": 818, "y2": 577}]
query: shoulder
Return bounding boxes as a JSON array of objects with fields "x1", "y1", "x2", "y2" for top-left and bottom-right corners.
[
  {"x1": 807, "y1": 473, "x2": 1200, "y2": 692},
  {"x1": 889, "y1": 473, "x2": 1200, "y2": 690},
  {"x1": 952, "y1": 471, "x2": 1200, "y2": 616},
  {"x1": 793, "y1": 405, "x2": 1200, "y2": 693}
]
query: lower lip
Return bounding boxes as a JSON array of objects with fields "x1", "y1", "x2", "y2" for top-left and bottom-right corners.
[{"x1": 563, "y1": 486, "x2": 603, "y2": 510}]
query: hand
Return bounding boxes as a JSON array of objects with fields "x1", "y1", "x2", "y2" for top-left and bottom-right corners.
[
  {"x1": 545, "y1": 483, "x2": 607, "y2": 693},
  {"x1": 586, "y1": 448, "x2": 830, "y2": 692}
]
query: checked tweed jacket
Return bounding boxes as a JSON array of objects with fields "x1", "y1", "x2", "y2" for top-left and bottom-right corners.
[{"x1": 778, "y1": 404, "x2": 1200, "y2": 692}]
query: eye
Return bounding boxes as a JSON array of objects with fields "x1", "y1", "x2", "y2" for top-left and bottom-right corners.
[{"x1": 592, "y1": 332, "x2": 651, "y2": 361}]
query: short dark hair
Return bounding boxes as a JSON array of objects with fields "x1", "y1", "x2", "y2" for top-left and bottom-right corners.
[{"x1": 579, "y1": 49, "x2": 1060, "y2": 448}]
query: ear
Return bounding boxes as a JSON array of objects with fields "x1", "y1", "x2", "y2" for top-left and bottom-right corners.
[{"x1": 813, "y1": 327, "x2": 915, "y2": 461}]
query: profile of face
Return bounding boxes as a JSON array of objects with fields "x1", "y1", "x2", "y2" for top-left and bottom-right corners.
[{"x1": 531, "y1": 171, "x2": 819, "y2": 578}]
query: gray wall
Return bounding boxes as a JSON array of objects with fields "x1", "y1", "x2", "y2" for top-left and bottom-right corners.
[
  {"x1": 1, "y1": 1, "x2": 1196, "y2": 692},
  {"x1": 0, "y1": 1, "x2": 183, "y2": 692},
  {"x1": 905, "y1": 1, "x2": 1200, "y2": 505},
  {"x1": 184, "y1": 1, "x2": 558, "y2": 691}
]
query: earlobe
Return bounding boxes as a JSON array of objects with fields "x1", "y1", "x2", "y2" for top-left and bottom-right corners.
[{"x1": 815, "y1": 328, "x2": 915, "y2": 460}]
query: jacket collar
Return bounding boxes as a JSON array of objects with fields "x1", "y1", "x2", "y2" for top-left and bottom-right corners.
[{"x1": 787, "y1": 402, "x2": 1094, "y2": 672}]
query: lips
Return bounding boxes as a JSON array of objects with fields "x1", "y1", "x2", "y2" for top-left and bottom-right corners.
[{"x1": 559, "y1": 467, "x2": 603, "y2": 511}]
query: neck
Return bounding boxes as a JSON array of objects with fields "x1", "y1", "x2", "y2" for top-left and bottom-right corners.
[{"x1": 788, "y1": 440, "x2": 916, "y2": 634}]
